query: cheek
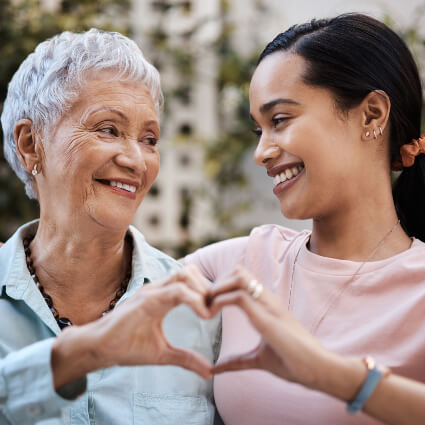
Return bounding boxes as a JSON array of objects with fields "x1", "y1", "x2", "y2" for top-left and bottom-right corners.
[
  {"x1": 51, "y1": 133, "x2": 96, "y2": 175},
  {"x1": 146, "y1": 152, "x2": 160, "y2": 183}
]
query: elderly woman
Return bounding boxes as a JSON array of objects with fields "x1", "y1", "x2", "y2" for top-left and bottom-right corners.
[{"x1": 0, "y1": 30, "x2": 220, "y2": 425}]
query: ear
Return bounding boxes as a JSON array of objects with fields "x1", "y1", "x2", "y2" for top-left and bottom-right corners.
[
  {"x1": 360, "y1": 90, "x2": 391, "y2": 142},
  {"x1": 13, "y1": 119, "x2": 42, "y2": 174}
]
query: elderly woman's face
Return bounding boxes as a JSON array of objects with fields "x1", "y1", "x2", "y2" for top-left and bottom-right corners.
[{"x1": 39, "y1": 74, "x2": 160, "y2": 230}]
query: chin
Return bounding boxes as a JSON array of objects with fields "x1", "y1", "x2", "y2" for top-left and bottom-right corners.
[
  {"x1": 90, "y1": 208, "x2": 135, "y2": 232},
  {"x1": 279, "y1": 202, "x2": 311, "y2": 221},
  {"x1": 98, "y1": 217, "x2": 133, "y2": 232}
]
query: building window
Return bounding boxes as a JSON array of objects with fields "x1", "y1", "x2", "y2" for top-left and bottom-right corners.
[
  {"x1": 179, "y1": 187, "x2": 191, "y2": 230},
  {"x1": 148, "y1": 215, "x2": 160, "y2": 227},
  {"x1": 179, "y1": 154, "x2": 191, "y2": 167},
  {"x1": 150, "y1": 1, "x2": 192, "y2": 14},
  {"x1": 179, "y1": 122, "x2": 193, "y2": 137},
  {"x1": 149, "y1": 184, "x2": 160, "y2": 197}
]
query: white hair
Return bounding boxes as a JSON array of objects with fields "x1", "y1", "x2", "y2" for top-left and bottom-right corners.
[{"x1": 1, "y1": 28, "x2": 163, "y2": 199}]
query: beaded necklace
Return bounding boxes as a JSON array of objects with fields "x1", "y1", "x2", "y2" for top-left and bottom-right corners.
[{"x1": 23, "y1": 236, "x2": 131, "y2": 329}]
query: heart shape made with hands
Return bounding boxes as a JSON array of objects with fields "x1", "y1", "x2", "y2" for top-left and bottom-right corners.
[
  {"x1": 154, "y1": 265, "x2": 273, "y2": 379},
  {"x1": 117, "y1": 265, "x2": 275, "y2": 381}
]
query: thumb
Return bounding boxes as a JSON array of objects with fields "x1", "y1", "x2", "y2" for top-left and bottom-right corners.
[
  {"x1": 165, "y1": 346, "x2": 213, "y2": 380},
  {"x1": 212, "y1": 344, "x2": 262, "y2": 374}
]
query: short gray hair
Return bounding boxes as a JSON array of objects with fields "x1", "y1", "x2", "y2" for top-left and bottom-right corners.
[{"x1": 1, "y1": 28, "x2": 163, "y2": 199}]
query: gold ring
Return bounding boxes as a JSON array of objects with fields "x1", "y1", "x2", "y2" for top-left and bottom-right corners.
[
  {"x1": 248, "y1": 279, "x2": 258, "y2": 293},
  {"x1": 247, "y1": 279, "x2": 263, "y2": 299}
]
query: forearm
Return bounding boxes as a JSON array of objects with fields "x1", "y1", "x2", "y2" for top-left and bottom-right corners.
[{"x1": 315, "y1": 352, "x2": 425, "y2": 425}]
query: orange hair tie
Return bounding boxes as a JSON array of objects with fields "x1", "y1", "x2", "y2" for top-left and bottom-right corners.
[{"x1": 393, "y1": 134, "x2": 425, "y2": 170}]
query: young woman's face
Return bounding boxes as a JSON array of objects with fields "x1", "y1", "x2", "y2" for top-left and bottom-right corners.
[{"x1": 249, "y1": 52, "x2": 368, "y2": 220}]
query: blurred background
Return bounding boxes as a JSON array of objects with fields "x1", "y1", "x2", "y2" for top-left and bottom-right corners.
[{"x1": 1, "y1": 0, "x2": 425, "y2": 256}]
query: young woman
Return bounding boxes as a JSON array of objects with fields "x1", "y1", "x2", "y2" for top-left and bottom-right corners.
[{"x1": 183, "y1": 13, "x2": 425, "y2": 425}]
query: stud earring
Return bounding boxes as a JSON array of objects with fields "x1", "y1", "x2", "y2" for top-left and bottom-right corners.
[
  {"x1": 32, "y1": 164, "x2": 38, "y2": 176},
  {"x1": 379, "y1": 126, "x2": 383, "y2": 136},
  {"x1": 373, "y1": 129, "x2": 377, "y2": 139},
  {"x1": 365, "y1": 131, "x2": 370, "y2": 137}
]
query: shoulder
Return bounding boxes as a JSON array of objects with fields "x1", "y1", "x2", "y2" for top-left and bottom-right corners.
[
  {"x1": 183, "y1": 224, "x2": 308, "y2": 281},
  {"x1": 394, "y1": 238, "x2": 425, "y2": 274},
  {"x1": 182, "y1": 235, "x2": 248, "y2": 282},
  {"x1": 248, "y1": 223, "x2": 302, "y2": 242},
  {"x1": 128, "y1": 226, "x2": 181, "y2": 282},
  {"x1": 0, "y1": 220, "x2": 39, "y2": 289}
]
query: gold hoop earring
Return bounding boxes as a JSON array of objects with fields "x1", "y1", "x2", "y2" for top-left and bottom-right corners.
[{"x1": 379, "y1": 127, "x2": 383, "y2": 136}]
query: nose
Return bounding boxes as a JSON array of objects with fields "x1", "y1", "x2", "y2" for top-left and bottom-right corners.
[
  {"x1": 114, "y1": 139, "x2": 147, "y2": 175},
  {"x1": 253, "y1": 134, "x2": 281, "y2": 167}
]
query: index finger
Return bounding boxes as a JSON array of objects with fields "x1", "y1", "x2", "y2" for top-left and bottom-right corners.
[
  {"x1": 159, "y1": 265, "x2": 210, "y2": 295},
  {"x1": 208, "y1": 265, "x2": 259, "y2": 301}
]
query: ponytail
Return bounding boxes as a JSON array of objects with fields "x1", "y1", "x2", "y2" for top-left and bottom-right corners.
[{"x1": 393, "y1": 157, "x2": 425, "y2": 242}]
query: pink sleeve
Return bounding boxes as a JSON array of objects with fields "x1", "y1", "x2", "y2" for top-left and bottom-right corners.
[{"x1": 182, "y1": 236, "x2": 249, "y2": 282}]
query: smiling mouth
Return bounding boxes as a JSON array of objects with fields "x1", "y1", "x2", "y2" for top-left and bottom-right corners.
[
  {"x1": 96, "y1": 179, "x2": 137, "y2": 193},
  {"x1": 272, "y1": 163, "x2": 304, "y2": 187}
]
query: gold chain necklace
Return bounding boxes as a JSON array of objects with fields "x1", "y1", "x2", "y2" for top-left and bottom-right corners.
[{"x1": 287, "y1": 219, "x2": 400, "y2": 334}]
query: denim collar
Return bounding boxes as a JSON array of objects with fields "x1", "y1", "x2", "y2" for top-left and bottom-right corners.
[{"x1": 0, "y1": 220, "x2": 173, "y2": 334}]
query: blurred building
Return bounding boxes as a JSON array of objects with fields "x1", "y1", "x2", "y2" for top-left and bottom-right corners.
[{"x1": 131, "y1": 0, "x2": 425, "y2": 252}]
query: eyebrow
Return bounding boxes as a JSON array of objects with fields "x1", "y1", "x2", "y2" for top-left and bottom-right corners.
[
  {"x1": 143, "y1": 119, "x2": 159, "y2": 127},
  {"x1": 86, "y1": 107, "x2": 159, "y2": 133},
  {"x1": 259, "y1": 98, "x2": 300, "y2": 114},
  {"x1": 89, "y1": 107, "x2": 129, "y2": 122},
  {"x1": 143, "y1": 119, "x2": 160, "y2": 134}
]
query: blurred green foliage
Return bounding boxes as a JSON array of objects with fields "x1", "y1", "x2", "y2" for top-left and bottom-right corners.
[{"x1": 0, "y1": 0, "x2": 130, "y2": 240}]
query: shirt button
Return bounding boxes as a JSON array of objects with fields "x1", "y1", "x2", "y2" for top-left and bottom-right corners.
[{"x1": 29, "y1": 404, "x2": 44, "y2": 417}]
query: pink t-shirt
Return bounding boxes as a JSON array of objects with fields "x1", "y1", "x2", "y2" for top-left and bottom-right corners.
[{"x1": 183, "y1": 224, "x2": 425, "y2": 425}]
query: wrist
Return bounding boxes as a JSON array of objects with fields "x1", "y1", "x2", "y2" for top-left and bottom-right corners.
[
  {"x1": 312, "y1": 351, "x2": 366, "y2": 401},
  {"x1": 51, "y1": 324, "x2": 104, "y2": 390}
]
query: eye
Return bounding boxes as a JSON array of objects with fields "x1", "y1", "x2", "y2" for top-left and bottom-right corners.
[
  {"x1": 251, "y1": 127, "x2": 262, "y2": 138},
  {"x1": 271, "y1": 115, "x2": 289, "y2": 128},
  {"x1": 98, "y1": 126, "x2": 118, "y2": 136},
  {"x1": 141, "y1": 135, "x2": 159, "y2": 146}
]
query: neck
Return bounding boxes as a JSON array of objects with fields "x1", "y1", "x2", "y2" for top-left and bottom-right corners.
[
  {"x1": 29, "y1": 214, "x2": 132, "y2": 324},
  {"x1": 308, "y1": 193, "x2": 411, "y2": 262}
]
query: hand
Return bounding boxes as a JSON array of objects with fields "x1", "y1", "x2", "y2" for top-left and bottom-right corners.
[
  {"x1": 97, "y1": 266, "x2": 211, "y2": 369},
  {"x1": 52, "y1": 266, "x2": 213, "y2": 389},
  {"x1": 208, "y1": 266, "x2": 333, "y2": 389}
]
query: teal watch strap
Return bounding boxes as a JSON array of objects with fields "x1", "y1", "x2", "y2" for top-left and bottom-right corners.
[{"x1": 347, "y1": 357, "x2": 388, "y2": 415}]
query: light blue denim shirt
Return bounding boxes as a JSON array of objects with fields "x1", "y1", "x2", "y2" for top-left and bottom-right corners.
[{"x1": 0, "y1": 221, "x2": 221, "y2": 425}]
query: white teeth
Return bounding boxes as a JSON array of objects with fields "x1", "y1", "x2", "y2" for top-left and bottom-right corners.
[
  {"x1": 272, "y1": 164, "x2": 304, "y2": 187},
  {"x1": 109, "y1": 180, "x2": 137, "y2": 193}
]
